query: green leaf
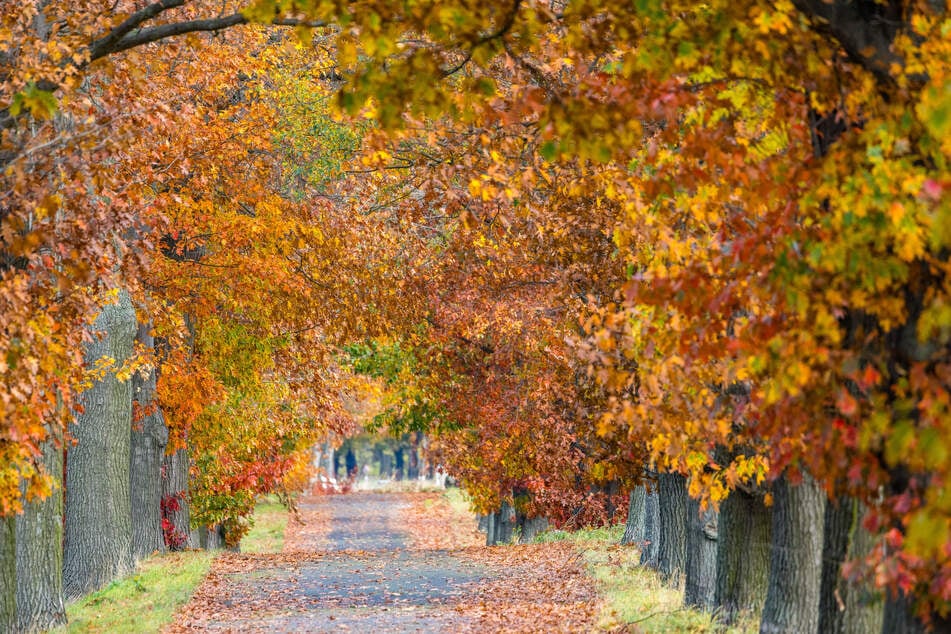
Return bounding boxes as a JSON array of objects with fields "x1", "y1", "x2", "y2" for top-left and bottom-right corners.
[
  {"x1": 540, "y1": 140, "x2": 559, "y2": 161},
  {"x1": 9, "y1": 83, "x2": 58, "y2": 120}
]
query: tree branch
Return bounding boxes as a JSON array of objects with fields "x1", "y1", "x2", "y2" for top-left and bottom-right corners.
[
  {"x1": 791, "y1": 0, "x2": 910, "y2": 87},
  {"x1": 442, "y1": 0, "x2": 523, "y2": 76},
  {"x1": 87, "y1": 0, "x2": 186, "y2": 61},
  {"x1": 90, "y1": 14, "x2": 327, "y2": 62},
  {"x1": 1, "y1": 12, "x2": 327, "y2": 134}
]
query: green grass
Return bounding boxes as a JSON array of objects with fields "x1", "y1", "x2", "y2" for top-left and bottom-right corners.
[
  {"x1": 52, "y1": 495, "x2": 288, "y2": 633},
  {"x1": 537, "y1": 525, "x2": 756, "y2": 633},
  {"x1": 240, "y1": 494, "x2": 289, "y2": 554},
  {"x1": 52, "y1": 550, "x2": 215, "y2": 634}
]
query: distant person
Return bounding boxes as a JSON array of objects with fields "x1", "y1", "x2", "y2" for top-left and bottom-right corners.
[{"x1": 346, "y1": 448, "x2": 357, "y2": 479}]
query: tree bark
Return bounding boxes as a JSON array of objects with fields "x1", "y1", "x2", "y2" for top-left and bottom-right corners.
[
  {"x1": 323, "y1": 441, "x2": 334, "y2": 482},
  {"x1": 15, "y1": 440, "x2": 65, "y2": 632},
  {"x1": 640, "y1": 485, "x2": 660, "y2": 568},
  {"x1": 819, "y1": 496, "x2": 883, "y2": 634},
  {"x1": 715, "y1": 487, "x2": 772, "y2": 624},
  {"x1": 621, "y1": 485, "x2": 646, "y2": 545},
  {"x1": 684, "y1": 496, "x2": 718, "y2": 609},
  {"x1": 486, "y1": 501, "x2": 516, "y2": 545},
  {"x1": 130, "y1": 322, "x2": 168, "y2": 561},
  {"x1": 655, "y1": 472, "x2": 688, "y2": 585},
  {"x1": 407, "y1": 433, "x2": 420, "y2": 480},
  {"x1": 881, "y1": 592, "x2": 951, "y2": 634},
  {"x1": 760, "y1": 474, "x2": 825, "y2": 634},
  {"x1": 518, "y1": 516, "x2": 549, "y2": 543},
  {"x1": 198, "y1": 524, "x2": 226, "y2": 550},
  {"x1": 485, "y1": 511, "x2": 497, "y2": 546},
  {"x1": 394, "y1": 447, "x2": 404, "y2": 481},
  {"x1": 161, "y1": 448, "x2": 193, "y2": 550},
  {"x1": 602, "y1": 479, "x2": 621, "y2": 523},
  {"x1": 63, "y1": 290, "x2": 136, "y2": 599},
  {"x1": 0, "y1": 515, "x2": 15, "y2": 634},
  {"x1": 497, "y1": 500, "x2": 515, "y2": 544}
]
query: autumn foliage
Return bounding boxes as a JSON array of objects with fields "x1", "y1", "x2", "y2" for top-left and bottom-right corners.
[{"x1": 2, "y1": 0, "x2": 951, "y2": 626}]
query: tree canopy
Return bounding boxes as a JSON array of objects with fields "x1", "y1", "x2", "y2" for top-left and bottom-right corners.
[{"x1": 2, "y1": 0, "x2": 950, "y2": 621}]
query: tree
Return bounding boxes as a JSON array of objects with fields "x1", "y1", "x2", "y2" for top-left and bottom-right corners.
[
  {"x1": 130, "y1": 320, "x2": 169, "y2": 560},
  {"x1": 292, "y1": 0, "x2": 949, "y2": 622},
  {"x1": 63, "y1": 289, "x2": 137, "y2": 599},
  {"x1": 2, "y1": 0, "x2": 950, "y2": 626}
]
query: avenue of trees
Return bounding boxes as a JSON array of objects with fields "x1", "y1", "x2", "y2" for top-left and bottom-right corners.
[{"x1": 1, "y1": 1, "x2": 949, "y2": 633}]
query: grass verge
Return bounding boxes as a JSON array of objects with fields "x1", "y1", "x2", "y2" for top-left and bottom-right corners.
[
  {"x1": 52, "y1": 495, "x2": 289, "y2": 633},
  {"x1": 240, "y1": 494, "x2": 289, "y2": 554},
  {"x1": 52, "y1": 550, "x2": 215, "y2": 634},
  {"x1": 537, "y1": 525, "x2": 755, "y2": 633}
]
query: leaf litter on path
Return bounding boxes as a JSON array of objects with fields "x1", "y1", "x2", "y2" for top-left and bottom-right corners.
[{"x1": 168, "y1": 490, "x2": 601, "y2": 633}]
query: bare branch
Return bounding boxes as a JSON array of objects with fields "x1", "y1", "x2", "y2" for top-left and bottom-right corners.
[
  {"x1": 90, "y1": 14, "x2": 327, "y2": 62},
  {"x1": 87, "y1": 0, "x2": 186, "y2": 60}
]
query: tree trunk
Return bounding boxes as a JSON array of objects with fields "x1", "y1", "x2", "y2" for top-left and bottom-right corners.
[
  {"x1": 518, "y1": 516, "x2": 549, "y2": 543},
  {"x1": 323, "y1": 441, "x2": 334, "y2": 482},
  {"x1": 497, "y1": 500, "x2": 515, "y2": 544},
  {"x1": 161, "y1": 448, "x2": 192, "y2": 550},
  {"x1": 485, "y1": 511, "x2": 496, "y2": 546},
  {"x1": 715, "y1": 487, "x2": 771, "y2": 624},
  {"x1": 640, "y1": 485, "x2": 660, "y2": 568},
  {"x1": 394, "y1": 447, "x2": 405, "y2": 481},
  {"x1": 656, "y1": 472, "x2": 688, "y2": 585},
  {"x1": 819, "y1": 496, "x2": 883, "y2": 634},
  {"x1": 0, "y1": 516, "x2": 15, "y2": 634},
  {"x1": 407, "y1": 434, "x2": 420, "y2": 480},
  {"x1": 15, "y1": 440, "x2": 65, "y2": 632},
  {"x1": 881, "y1": 592, "x2": 951, "y2": 634},
  {"x1": 63, "y1": 290, "x2": 136, "y2": 600},
  {"x1": 684, "y1": 496, "x2": 718, "y2": 609},
  {"x1": 760, "y1": 474, "x2": 825, "y2": 634},
  {"x1": 603, "y1": 479, "x2": 621, "y2": 522},
  {"x1": 486, "y1": 501, "x2": 516, "y2": 545},
  {"x1": 130, "y1": 322, "x2": 168, "y2": 561},
  {"x1": 621, "y1": 486, "x2": 646, "y2": 545},
  {"x1": 198, "y1": 524, "x2": 226, "y2": 550}
]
